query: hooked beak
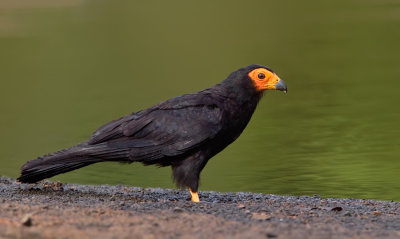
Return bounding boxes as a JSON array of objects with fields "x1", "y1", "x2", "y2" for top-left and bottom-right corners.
[{"x1": 275, "y1": 79, "x2": 287, "y2": 93}]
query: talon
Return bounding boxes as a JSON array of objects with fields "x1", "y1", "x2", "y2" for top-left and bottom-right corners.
[{"x1": 189, "y1": 188, "x2": 200, "y2": 202}]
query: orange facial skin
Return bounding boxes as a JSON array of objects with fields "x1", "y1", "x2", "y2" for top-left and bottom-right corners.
[{"x1": 248, "y1": 68, "x2": 282, "y2": 91}]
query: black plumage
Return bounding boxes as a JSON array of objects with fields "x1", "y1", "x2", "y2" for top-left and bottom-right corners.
[{"x1": 18, "y1": 64, "x2": 287, "y2": 201}]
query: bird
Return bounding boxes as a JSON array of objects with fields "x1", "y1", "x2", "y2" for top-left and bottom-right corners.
[{"x1": 17, "y1": 64, "x2": 287, "y2": 202}]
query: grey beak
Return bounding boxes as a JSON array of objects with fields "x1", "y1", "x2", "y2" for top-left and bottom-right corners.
[{"x1": 275, "y1": 79, "x2": 287, "y2": 93}]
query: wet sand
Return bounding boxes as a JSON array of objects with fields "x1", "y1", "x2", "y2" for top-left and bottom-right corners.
[{"x1": 0, "y1": 176, "x2": 399, "y2": 239}]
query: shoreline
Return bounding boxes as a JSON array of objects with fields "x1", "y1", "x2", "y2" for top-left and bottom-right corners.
[{"x1": 0, "y1": 176, "x2": 399, "y2": 239}]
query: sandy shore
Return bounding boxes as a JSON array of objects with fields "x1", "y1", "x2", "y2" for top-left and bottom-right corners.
[{"x1": 0, "y1": 176, "x2": 399, "y2": 239}]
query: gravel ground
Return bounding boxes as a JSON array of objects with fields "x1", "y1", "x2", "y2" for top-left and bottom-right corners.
[{"x1": 0, "y1": 176, "x2": 399, "y2": 239}]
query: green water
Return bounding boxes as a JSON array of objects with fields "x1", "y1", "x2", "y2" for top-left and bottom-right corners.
[{"x1": 1, "y1": 0, "x2": 399, "y2": 201}]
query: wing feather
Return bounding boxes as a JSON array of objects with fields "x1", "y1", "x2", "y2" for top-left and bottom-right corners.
[{"x1": 86, "y1": 93, "x2": 224, "y2": 164}]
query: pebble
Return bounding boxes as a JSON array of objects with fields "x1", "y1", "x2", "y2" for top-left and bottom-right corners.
[
  {"x1": 173, "y1": 207, "x2": 184, "y2": 213},
  {"x1": 21, "y1": 214, "x2": 32, "y2": 227},
  {"x1": 331, "y1": 206, "x2": 343, "y2": 212},
  {"x1": 266, "y1": 232, "x2": 278, "y2": 238}
]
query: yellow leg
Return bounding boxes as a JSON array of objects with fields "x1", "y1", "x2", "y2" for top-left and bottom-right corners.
[{"x1": 189, "y1": 189, "x2": 200, "y2": 202}]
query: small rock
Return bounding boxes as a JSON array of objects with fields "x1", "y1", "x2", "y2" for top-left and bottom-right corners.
[
  {"x1": 266, "y1": 232, "x2": 277, "y2": 238},
  {"x1": 331, "y1": 207, "x2": 343, "y2": 212},
  {"x1": 237, "y1": 204, "x2": 245, "y2": 209},
  {"x1": 21, "y1": 214, "x2": 32, "y2": 227},
  {"x1": 55, "y1": 181, "x2": 63, "y2": 189},
  {"x1": 173, "y1": 207, "x2": 184, "y2": 213},
  {"x1": 372, "y1": 210, "x2": 382, "y2": 216},
  {"x1": 252, "y1": 212, "x2": 271, "y2": 220},
  {"x1": 344, "y1": 212, "x2": 351, "y2": 217}
]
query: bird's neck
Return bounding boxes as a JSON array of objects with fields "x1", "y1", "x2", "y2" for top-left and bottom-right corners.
[{"x1": 213, "y1": 82, "x2": 263, "y2": 106}]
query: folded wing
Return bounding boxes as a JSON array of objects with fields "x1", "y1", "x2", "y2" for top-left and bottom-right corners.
[{"x1": 86, "y1": 94, "x2": 224, "y2": 164}]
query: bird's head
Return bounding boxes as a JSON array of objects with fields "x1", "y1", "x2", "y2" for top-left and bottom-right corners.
[
  {"x1": 218, "y1": 65, "x2": 287, "y2": 100},
  {"x1": 246, "y1": 65, "x2": 287, "y2": 93}
]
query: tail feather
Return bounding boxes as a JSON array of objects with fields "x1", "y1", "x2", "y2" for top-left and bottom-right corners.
[
  {"x1": 17, "y1": 143, "x2": 127, "y2": 183},
  {"x1": 18, "y1": 160, "x2": 94, "y2": 183}
]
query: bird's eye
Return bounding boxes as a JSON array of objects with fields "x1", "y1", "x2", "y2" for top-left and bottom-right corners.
[{"x1": 258, "y1": 73, "x2": 265, "y2": 79}]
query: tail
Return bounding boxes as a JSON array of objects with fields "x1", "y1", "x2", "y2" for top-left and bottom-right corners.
[{"x1": 17, "y1": 143, "x2": 122, "y2": 183}]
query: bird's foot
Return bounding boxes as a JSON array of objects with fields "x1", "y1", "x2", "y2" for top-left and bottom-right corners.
[{"x1": 189, "y1": 189, "x2": 200, "y2": 202}]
